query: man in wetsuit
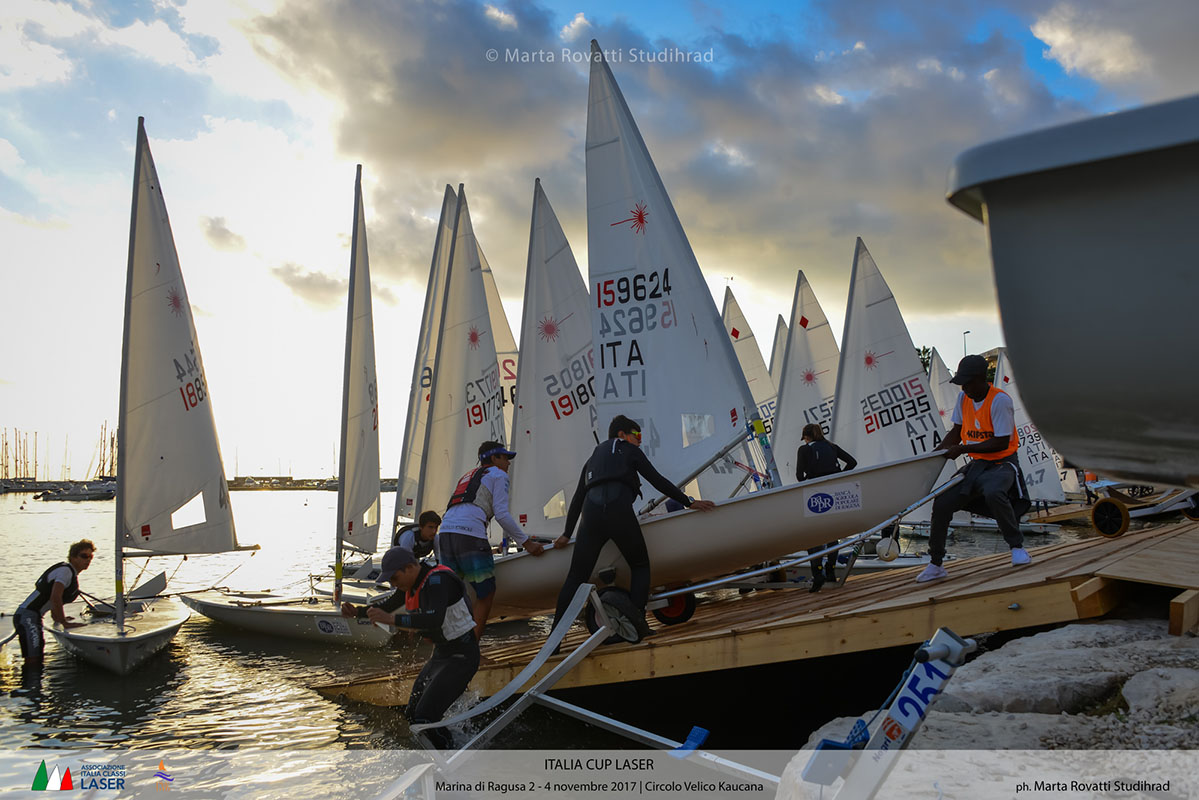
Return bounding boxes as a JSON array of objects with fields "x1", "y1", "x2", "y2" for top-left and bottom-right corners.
[
  {"x1": 13, "y1": 539, "x2": 95, "y2": 666},
  {"x1": 394, "y1": 509, "x2": 441, "y2": 561},
  {"x1": 340, "y1": 546, "x2": 477, "y2": 748},
  {"x1": 550, "y1": 415, "x2": 716, "y2": 641}
]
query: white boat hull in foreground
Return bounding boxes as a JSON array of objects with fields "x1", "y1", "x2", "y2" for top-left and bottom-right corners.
[
  {"x1": 489, "y1": 453, "x2": 946, "y2": 618},
  {"x1": 46, "y1": 599, "x2": 190, "y2": 675},
  {"x1": 182, "y1": 591, "x2": 394, "y2": 648}
]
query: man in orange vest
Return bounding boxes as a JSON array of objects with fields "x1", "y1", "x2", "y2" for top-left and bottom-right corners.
[{"x1": 917, "y1": 355, "x2": 1031, "y2": 582}]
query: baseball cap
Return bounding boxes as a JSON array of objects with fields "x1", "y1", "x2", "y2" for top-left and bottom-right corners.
[
  {"x1": 379, "y1": 546, "x2": 418, "y2": 577},
  {"x1": 950, "y1": 354, "x2": 988, "y2": 385},
  {"x1": 478, "y1": 441, "x2": 517, "y2": 461}
]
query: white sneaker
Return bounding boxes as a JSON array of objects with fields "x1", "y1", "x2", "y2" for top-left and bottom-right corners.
[
  {"x1": 1011, "y1": 547, "x2": 1031, "y2": 566},
  {"x1": 916, "y1": 564, "x2": 948, "y2": 583}
]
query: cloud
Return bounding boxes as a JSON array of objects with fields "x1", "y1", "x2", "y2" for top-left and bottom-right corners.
[
  {"x1": 202, "y1": 216, "x2": 247, "y2": 251},
  {"x1": 559, "y1": 12, "x2": 590, "y2": 41},
  {"x1": 271, "y1": 262, "x2": 345, "y2": 308},
  {"x1": 484, "y1": 4, "x2": 517, "y2": 30}
]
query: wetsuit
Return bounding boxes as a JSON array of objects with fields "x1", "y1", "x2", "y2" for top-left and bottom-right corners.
[
  {"x1": 14, "y1": 562, "x2": 79, "y2": 664},
  {"x1": 797, "y1": 440, "x2": 857, "y2": 582},
  {"x1": 550, "y1": 438, "x2": 693, "y2": 633},
  {"x1": 357, "y1": 564, "x2": 477, "y2": 748}
]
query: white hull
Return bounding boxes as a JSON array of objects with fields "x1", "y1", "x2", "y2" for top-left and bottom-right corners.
[
  {"x1": 46, "y1": 599, "x2": 189, "y2": 675},
  {"x1": 182, "y1": 591, "x2": 395, "y2": 648},
  {"x1": 311, "y1": 579, "x2": 395, "y2": 605},
  {"x1": 489, "y1": 453, "x2": 945, "y2": 618},
  {"x1": 948, "y1": 95, "x2": 1199, "y2": 489}
]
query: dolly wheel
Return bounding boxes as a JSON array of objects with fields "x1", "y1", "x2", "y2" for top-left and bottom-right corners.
[
  {"x1": 1182, "y1": 497, "x2": 1199, "y2": 523},
  {"x1": 652, "y1": 592, "x2": 697, "y2": 626},
  {"x1": 1092, "y1": 497, "x2": 1130, "y2": 538},
  {"x1": 584, "y1": 586, "x2": 642, "y2": 643}
]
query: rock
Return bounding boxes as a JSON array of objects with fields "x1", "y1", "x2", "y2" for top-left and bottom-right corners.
[{"x1": 1121, "y1": 667, "x2": 1199, "y2": 713}]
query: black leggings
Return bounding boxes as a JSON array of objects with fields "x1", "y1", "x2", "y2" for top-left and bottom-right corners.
[
  {"x1": 406, "y1": 634, "x2": 480, "y2": 748},
  {"x1": 552, "y1": 499, "x2": 650, "y2": 632}
]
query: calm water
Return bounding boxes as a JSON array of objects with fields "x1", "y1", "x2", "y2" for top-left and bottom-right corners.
[{"x1": 0, "y1": 490, "x2": 1103, "y2": 770}]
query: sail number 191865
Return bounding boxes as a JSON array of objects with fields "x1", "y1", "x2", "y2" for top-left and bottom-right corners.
[{"x1": 596, "y1": 270, "x2": 671, "y2": 307}]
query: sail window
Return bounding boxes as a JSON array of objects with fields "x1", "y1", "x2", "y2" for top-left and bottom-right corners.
[
  {"x1": 362, "y1": 497, "x2": 380, "y2": 529},
  {"x1": 681, "y1": 413, "x2": 715, "y2": 448},
  {"x1": 171, "y1": 491, "x2": 207, "y2": 530},
  {"x1": 542, "y1": 489, "x2": 566, "y2": 520}
]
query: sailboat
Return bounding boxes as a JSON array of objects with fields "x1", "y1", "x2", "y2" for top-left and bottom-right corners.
[
  {"x1": 771, "y1": 270, "x2": 841, "y2": 484},
  {"x1": 507, "y1": 179, "x2": 597, "y2": 539},
  {"x1": 394, "y1": 187, "x2": 457, "y2": 527},
  {"x1": 478, "y1": 242, "x2": 520, "y2": 443},
  {"x1": 47, "y1": 118, "x2": 252, "y2": 675},
  {"x1": 181, "y1": 166, "x2": 391, "y2": 647},
  {"x1": 994, "y1": 349, "x2": 1066, "y2": 503},
  {"x1": 486, "y1": 41, "x2": 945, "y2": 620}
]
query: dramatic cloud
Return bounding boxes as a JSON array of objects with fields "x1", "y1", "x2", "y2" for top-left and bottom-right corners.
[
  {"x1": 271, "y1": 262, "x2": 345, "y2": 309},
  {"x1": 202, "y1": 215, "x2": 247, "y2": 251}
]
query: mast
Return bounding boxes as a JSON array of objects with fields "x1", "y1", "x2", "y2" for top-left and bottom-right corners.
[
  {"x1": 115, "y1": 117, "x2": 146, "y2": 630},
  {"x1": 334, "y1": 165, "x2": 363, "y2": 606}
]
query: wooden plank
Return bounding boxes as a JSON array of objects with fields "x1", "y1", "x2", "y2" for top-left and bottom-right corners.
[
  {"x1": 1169, "y1": 589, "x2": 1199, "y2": 636},
  {"x1": 1069, "y1": 576, "x2": 1125, "y2": 618}
]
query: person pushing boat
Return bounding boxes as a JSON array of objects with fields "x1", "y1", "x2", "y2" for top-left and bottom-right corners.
[
  {"x1": 12, "y1": 539, "x2": 95, "y2": 667},
  {"x1": 549, "y1": 415, "x2": 716, "y2": 642},
  {"x1": 917, "y1": 354, "x2": 1031, "y2": 582},
  {"x1": 437, "y1": 441, "x2": 545, "y2": 639},
  {"x1": 340, "y1": 546, "x2": 476, "y2": 748}
]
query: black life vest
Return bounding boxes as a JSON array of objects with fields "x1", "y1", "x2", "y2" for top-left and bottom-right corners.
[
  {"x1": 804, "y1": 440, "x2": 842, "y2": 479},
  {"x1": 583, "y1": 439, "x2": 642, "y2": 498},
  {"x1": 446, "y1": 466, "x2": 491, "y2": 511},
  {"x1": 32, "y1": 562, "x2": 80, "y2": 612},
  {"x1": 394, "y1": 523, "x2": 435, "y2": 559}
]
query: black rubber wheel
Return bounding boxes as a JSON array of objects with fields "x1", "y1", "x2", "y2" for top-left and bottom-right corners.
[
  {"x1": 1182, "y1": 496, "x2": 1199, "y2": 522},
  {"x1": 583, "y1": 586, "x2": 642, "y2": 643},
  {"x1": 652, "y1": 592, "x2": 696, "y2": 626},
  {"x1": 1092, "y1": 497, "x2": 1130, "y2": 538}
]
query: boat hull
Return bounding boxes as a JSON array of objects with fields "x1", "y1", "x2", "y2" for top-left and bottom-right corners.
[
  {"x1": 182, "y1": 591, "x2": 395, "y2": 648},
  {"x1": 46, "y1": 598, "x2": 189, "y2": 675},
  {"x1": 489, "y1": 453, "x2": 945, "y2": 618},
  {"x1": 948, "y1": 95, "x2": 1199, "y2": 489}
]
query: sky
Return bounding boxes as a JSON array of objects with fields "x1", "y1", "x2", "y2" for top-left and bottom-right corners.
[{"x1": 2, "y1": 0, "x2": 1196, "y2": 479}]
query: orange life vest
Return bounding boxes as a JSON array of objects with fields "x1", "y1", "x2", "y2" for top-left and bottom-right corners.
[
  {"x1": 405, "y1": 564, "x2": 458, "y2": 611},
  {"x1": 959, "y1": 385, "x2": 1019, "y2": 461}
]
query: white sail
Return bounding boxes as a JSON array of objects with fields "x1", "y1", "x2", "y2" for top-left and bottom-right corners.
[
  {"x1": 509, "y1": 179, "x2": 597, "y2": 537},
  {"x1": 928, "y1": 347, "x2": 959, "y2": 427},
  {"x1": 395, "y1": 186, "x2": 457, "y2": 524},
  {"x1": 994, "y1": 349, "x2": 1066, "y2": 503},
  {"x1": 768, "y1": 314, "x2": 788, "y2": 384},
  {"x1": 338, "y1": 165, "x2": 381, "y2": 555},
  {"x1": 771, "y1": 271, "x2": 841, "y2": 483},
  {"x1": 120, "y1": 118, "x2": 238, "y2": 556},
  {"x1": 586, "y1": 40, "x2": 766, "y2": 486},
  {"x1": 417, "y1": 187, "x2": 506, "y2": 515},
  {"x1": 831, "y1": 238, "x2": 942, "y2": 467},
  {"x1": 479, "y1": 242, "x2": 520, "y2": 439}
]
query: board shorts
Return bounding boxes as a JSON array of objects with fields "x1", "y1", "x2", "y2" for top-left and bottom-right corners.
[{"x1": 436, "y1": 532, "x2": 496, "y2": 599}]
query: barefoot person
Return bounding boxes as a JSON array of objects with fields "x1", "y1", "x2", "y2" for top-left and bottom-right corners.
[{"x1": 13, "y1": 539, "x2": 95, "y2": 666}]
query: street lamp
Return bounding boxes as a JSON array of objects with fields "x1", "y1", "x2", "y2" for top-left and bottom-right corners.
[{"x1": 963, "y1": 330, "x2": 971, "y2": 356}]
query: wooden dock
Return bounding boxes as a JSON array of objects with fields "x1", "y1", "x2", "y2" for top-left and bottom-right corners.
[{"x1": 317, "y1": 522, "x2": 1199, "y2": 707}]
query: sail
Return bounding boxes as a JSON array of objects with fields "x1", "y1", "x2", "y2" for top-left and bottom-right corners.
[
  {"x1": 771, "y1": 271, "x2": 840, "y2": 483},
  {"x1": 479, "y1": 242, "x2": 520, "y2": 438},
  {"x1": 994, "y1": 349, "x2": 1066, "y2": 503},
  {"x1": 395, "y1": 186, "x2": 457, "y2": 525},
  {"x1": 508, "y1": 180, "x2": 597, "y2": 537},
  {"x1": 830, "y1": 239, "x2": 942, "y2": 467},
  {"x1": 118, "y1": 118, "x2": 237, "y2": 555},
  {"x1": 768, "y1": 314, "x2": 788, "y2": 384},
  {"x1": 417, "y1": 187, "x2": 506, "y2": 515},
  {"x1": 586, "y1": 40, "x2": 762, "y2": 486},
  {"x1": 338, "y1": 165, "x2": 381, "y2": 554},
  {"x1": 928, "y1": 347, "x2": 959, "y2": 426}
]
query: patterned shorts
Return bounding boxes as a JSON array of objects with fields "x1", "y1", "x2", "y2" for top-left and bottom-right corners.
[{"x1": 437, "y1": 532, "x2": 496, "y2": 599}]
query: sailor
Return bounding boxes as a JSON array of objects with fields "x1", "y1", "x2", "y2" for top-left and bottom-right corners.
[
  {"x1": 13, "y1": 539, "x2": 95, "y2": 666},
  {"x1": 340, "y1": 546, "x2": 477, "y2": 748},
  {"x1": 796, "y1": 423, "x2": 857, "y2": 592},
  {"x1": 549, "y1": 415, "x2": 716, "y2": 642},
  {"x1": 393, "y1": 510, "x2": 441, "y2": 561},
  {"x1": 917, "y1": 354, "x2": 1031, "y2": 582},
  {"x1": 437, "y1": 441, "x2": 545, "y2": 639}
]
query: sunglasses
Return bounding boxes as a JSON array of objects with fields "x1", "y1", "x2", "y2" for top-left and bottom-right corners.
[{"x1": 629, "y1": 429, "x2": 642, "y2": 438}]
